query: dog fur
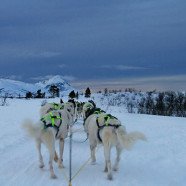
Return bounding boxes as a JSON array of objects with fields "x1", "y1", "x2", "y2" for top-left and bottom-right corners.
[
  {"x1": 22, "y1": 107, "x2": 73, "y2": 179},
  {"x1": 84, "y1": 114, "x2": 146, "y2": 180}
]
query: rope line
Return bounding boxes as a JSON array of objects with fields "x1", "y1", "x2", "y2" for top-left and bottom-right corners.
[
  {"x1": 62, "y1": 116, "x2": 100, "y2": 185},
  {"x1": 61, "y1": 168, "x2": 69, "y2": 183},
  {"x1": 71, "y1": 156, "x2": 92, "y2": 181},
  {"x1": 71, "y1": 145, "x2": 100, "y2": 181}
]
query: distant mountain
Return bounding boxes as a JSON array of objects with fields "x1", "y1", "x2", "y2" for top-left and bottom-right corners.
[
  {"x1": 0, "y1": 75, "x2": 74, "y2": 97},
  {"x1": 36, "y1": 75, "x2": 72, "y2": 93}
]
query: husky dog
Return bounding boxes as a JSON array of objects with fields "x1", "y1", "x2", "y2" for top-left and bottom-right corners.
[
  {"x1": 22, "y1": 105, "x2": 74, "y2": 179},
  {"x1": 82, "y1": 100, "x2": 96, "y2": 121},
  {"x1": 75, "y1": 101, "x2": 84, "y2": 119},
  {"x1": 40, "y1": 102, "x2": 64, "y2": 116},
  {"x1": 40, "y1": 100, "x2": 76, "y2": 121},
  {"x1": 84, "y1": 113, "x2": 146, "y2": 180}
]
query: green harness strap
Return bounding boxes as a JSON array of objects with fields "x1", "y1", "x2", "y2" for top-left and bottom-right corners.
[
  {"x1": 104, "y1": 115, "x2": 110, "y2": 126},
  {"x1": 96, "y1": 114, "x2": 121, "y2": 142},
  {"x1": 96, "y1": 113, "x2": 115, "y2": 126},
  {"x1": 52, "y1": 103, "x2": 64, "y2": 110},
  {"x1": 84, "y1": 102, "x2": 93, "y2": 110},
  {"x1": 94, "y1": 111, "x2": 100, "y2": 115},
  {"x1": 41, "y1": 112, "x2": 62, "y2": 127},
  {"x1": 103, "y1": 114, "x2": 118, "y2": 126},
  {"x1": 96, "y1": 114, "x2": 120, "y2": 142},
  {"x1": 94, "y1": 108, "x2": 106, "y2": 115}
]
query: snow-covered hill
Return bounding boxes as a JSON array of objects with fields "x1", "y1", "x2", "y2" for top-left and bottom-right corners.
[
  {"x1": 0, "y1": 78, "x2": 40, "y2": 97},
  {"x1": 0, "y1": 75, "x2": 74, "y2": 97},
  {"x1": 36, "y1": 75, "x2": 73, "y2": 94}
]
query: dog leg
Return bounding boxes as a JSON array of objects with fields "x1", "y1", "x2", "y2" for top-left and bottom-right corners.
[
  {"x1": 104, "y1": 145, "x2": 112, "y2": 180},
  {"x1": 54, "y1": 151, "x2": 59, "y2": 162},
  {"x1": 90, "y1": 143, "x2": 97, "y2": 164},
  {"x1": 104, "y1": 159, "x2": 108, "y2": 172},
  {"x1": 36, "y1": 140, "x2": 44, "y2": 168},
  {"x1": 49, "y1": 147, "x2": 57, "y2": 179},
  {"x1": 113, "y1": 144, "x2": 122, "y2": 171},
  {"x1": 49, "y1": 157, "x2": 57, "y2": 179},
  {"x1": 45, "y1": 133, "x2": 57, "y2": 178},
  {"x1": 58, "y1": 138, "x2": 65, "y2": 168}
]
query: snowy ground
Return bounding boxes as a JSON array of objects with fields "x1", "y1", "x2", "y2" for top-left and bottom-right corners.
[{"x1": 0, "y1": 98, "x2": 186, "y2": 186}]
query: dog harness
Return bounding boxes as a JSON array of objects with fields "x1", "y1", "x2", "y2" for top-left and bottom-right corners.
[
  {"x1": 83, "y1": 107, "x2": 106, "y2": 126},
  {"x1": 83, "y1": 103, "x2": 96, "y2": 124},
  {"x1": 93, "y1": 108, "x2": 106, "y2": 115},
  {"x1": 96, "y1": 114, "x2": 121, "y2": 142},
  {"x1": 51, "y1": 103, "x2": 64, "y2": 110},
  {"x1": 41, "y1": 112, "x2": 63, "y2": 137},
  {"x1": 46, "y1": 103, "x2": 64, "y2": 113},
  {"x1": 84, "y1": 102, "x2": 94, "y2": 111},
  {"x1": 88, "y1": 100, "x2": 96, "y2": 108}
]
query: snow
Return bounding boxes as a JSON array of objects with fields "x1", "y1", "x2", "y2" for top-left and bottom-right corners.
[
  {"x1": 36, "y1": 75, "x2": 67, "y2": 87},
  {"x1": 0, "y1": 75, "x2": 74, "y2": 97},
  {"x1": 0, "y1": 96, "x2": 186, "y2": 186},
  {"x1": 0, "y1": 78, "x2": 41, "y2": 97},
  {"x1": 36, "y1": 75, "x2": 73, "y2": 93}
]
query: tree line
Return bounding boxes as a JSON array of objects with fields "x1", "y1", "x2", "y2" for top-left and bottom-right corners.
[
  {"x1": 25, "y1": 86, "x2": 92, "y2": 99},
  {"x1": 98, "y1": 89, "x2": 186, "y2": 117},
  {"x1": 138, "y1": 91, "x2": 186, "y2": 117}
]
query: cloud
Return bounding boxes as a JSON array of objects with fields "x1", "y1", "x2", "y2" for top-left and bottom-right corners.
[
  {"x1": 0, "y1": 75, "x2": 22, "y2": 81},
  {"x1": 101, "y1": 65, "x2": 149, "y2": 71},
  {"x1": 36, "y1": 51, "x2": 61, "y2": 58},
  {"x1": 58, "y1": 64, "x2": 67, "y2": 68},
  {"x1": 71, "y1": 74, "x2": 186, "y2": 92},
  {"x1": 0, "y1": 45, "x2": 62, "y2": 59},
  {"x1": 62, "y1": 75, "x2": 76, "y2": 82},
  {"x1": 30, "y1": 75, "x2": 54, "y2": 82},
  {"x1": 30, "y1": 75, "x2": 76, "y2": 82}
]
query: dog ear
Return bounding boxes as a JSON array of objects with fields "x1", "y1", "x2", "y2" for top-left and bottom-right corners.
[
  {"x1": 88, "y1": 100, "x2": 96, "y2": 108},
  {"x1": 68, "y1": 99, "x2": 76, "y2": 108}
]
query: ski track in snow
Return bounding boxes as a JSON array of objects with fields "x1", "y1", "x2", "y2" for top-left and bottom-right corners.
[{"x1": 0, "y1": 98, "x2": 186, "y2": 186}]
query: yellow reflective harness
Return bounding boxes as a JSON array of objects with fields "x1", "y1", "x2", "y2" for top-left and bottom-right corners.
[
  {"x1": 51, "y1": 103, "x2": 64, "y2": 110},
  {"x1": 93, "y1": 108, "x2": 106, "y2": 115},
  {"x1": 96, "y1": 114, "x2": 121, "y2": 142},
  {"x1": 41, "y1": 112, "x2": 63, "y2": 137}
]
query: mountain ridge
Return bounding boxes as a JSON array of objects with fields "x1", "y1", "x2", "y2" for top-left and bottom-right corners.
[{"x1": 0, "y1": 75, "x2": 74, "y2": 97}]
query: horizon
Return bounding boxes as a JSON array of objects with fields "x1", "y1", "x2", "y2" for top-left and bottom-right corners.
[
  {"x1": 0, "y1": 0, "x2": 186, "y2": 91},
  {"x1": 0, "y1": 75, "x2": 185, "y2": 93}
]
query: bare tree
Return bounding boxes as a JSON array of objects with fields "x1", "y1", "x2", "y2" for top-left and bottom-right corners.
[{"x1": 0, "y1": 93, "x2": 8, "y2": 106}]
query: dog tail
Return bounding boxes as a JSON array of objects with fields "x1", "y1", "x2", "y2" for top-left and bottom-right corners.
[
  {"x1": 116, "y1": 126, "x2": 147, "y2": 150},
  {"x1": 22, "y1": 119, "x2": 42, "y2": 139}
]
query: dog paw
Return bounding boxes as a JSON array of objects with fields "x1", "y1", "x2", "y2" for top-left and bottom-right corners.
[
  {"x1": 113, "y1": 167, "x2": 118, "y2": 172},
  {"x1": 39, "y1": 164, "x2": 44, "y2": 168},
  {"x1": 91, "y1": 161, "x2": 96, "y2": 165},
  {"x1": 58, "y1": 164, "x2": 64, "y2": 169},
  {"x1": 50, "y1": 174, "x2": 57, "y2": 179},
  {"x1": 107, "y1": 173, "x2": 113, "y2": 180},
  {"x1": 54, "y1": 153, "x2": 59, "y2": 162},
  {"x1": 104, "y1": 167, "x2": 108, "y2": 172}
]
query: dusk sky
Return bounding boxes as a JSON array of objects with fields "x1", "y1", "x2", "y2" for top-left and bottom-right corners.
[{"x1": 0, "y1": 0, "x2": 186, "y2": 91}]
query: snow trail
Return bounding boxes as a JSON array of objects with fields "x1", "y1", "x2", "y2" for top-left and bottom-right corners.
[{"x1": 0, "y1": 98, "x2": 186, "y2": 186}]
